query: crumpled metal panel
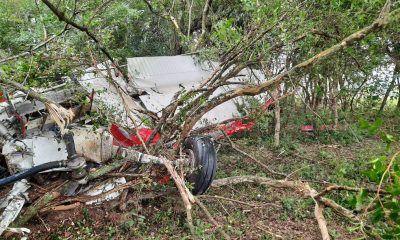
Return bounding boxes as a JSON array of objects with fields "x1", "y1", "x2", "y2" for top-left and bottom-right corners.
[
  {"x1": 127, "y1": 56, "x2": 266, "y2": 127},
  {"x1": 2, "y1": 135, "x2": 68, "y2": 173},
  {"x1": 83, "y1": 177, "x2": 126, "y2": 205},
  {"x1": 0, "y1": 180, "x2": 30, "y2": 235}
]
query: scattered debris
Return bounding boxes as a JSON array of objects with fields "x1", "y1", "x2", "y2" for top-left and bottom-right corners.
[
  {"x1": 0, "y1": 55, "x2": 271, "y2": 238},
  {"x1": 0, "y1": 180, "x2": 30, "y2": 235}
]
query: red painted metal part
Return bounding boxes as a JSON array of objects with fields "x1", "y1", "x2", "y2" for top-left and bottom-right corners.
[
  {"x1": 301, "y1": 125, "x2": 314, "y2": 132},
  {"x1": 0, "y1": 92, "x2": 6, "y2": 103},
  {"x1": 14, "y1": 112, "x2": 26, "y2": 138},
  {"x1": 110, "y1": 123, "x2": 160, "y2": 147},
  {"x1": 220, "y1": 119, "x2": 255, "y2": 137},
  {"x1": 110, "y1": 98, "x2": 277, "y2": 146},
  {"x1": 262, "y1": 98, "x2": 275, "y2": 111},
  {"x1": 110, "y1": 119, "x2": 254, "y2": 147}
]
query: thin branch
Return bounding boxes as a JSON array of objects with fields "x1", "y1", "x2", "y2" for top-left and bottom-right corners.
[
  {"x1": 212, "y1": 175, "x2": 361, "y2": 223},
  {"x1": 199, "y1": 195, "x2": 259, "y2": 208},
  {"x1": 220, "y1": 130, "x2": 287, "y2": 178},
  {"x1": 364, "y1": 150, "x2": 400, "y2": 215},
  {"x1": 195, "y1": 197, "x2": 231, "y2": 240},
  {"x1": 315, "y1": 184, "x2": 386, "y2": 199}
]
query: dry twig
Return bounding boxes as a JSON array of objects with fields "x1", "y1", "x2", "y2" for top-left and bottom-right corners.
[{"x1": 220, "y1": 130, "x2": 287, "y2": 178}]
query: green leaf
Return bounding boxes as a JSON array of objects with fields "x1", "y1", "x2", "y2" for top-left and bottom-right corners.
[
  {"x1": 355, "y1": 189, "x2": 367, "y2": 210},
  {"x1": 371, "y1": 207, "x2": 384, "y2": 223},
  {"x1": 359, "y1": 119, "x2": 370, "y2": 129},
  {"x1": 367, "y1": 118, "x2": 383, "y2": 135}
]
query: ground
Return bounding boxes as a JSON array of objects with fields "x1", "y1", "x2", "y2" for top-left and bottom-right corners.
[{"x1": 3, "y1": 128, "x2": 390, "y2": 240}]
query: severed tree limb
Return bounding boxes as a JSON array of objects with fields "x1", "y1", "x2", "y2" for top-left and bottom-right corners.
[
  {"x1": 319, "y1": 197, "x2": 359, "y2": 222},
  {"x1": 162, "y1": 158, "x2": 196, "y2": 235},
  {"x1": 39, "y1": 202, "x2": 81, "y2": 213},
  {"x1": 314, "y1": 202, "x2": 330, "y2": 240},
  {"x1": 198, "y1": 195, "x2": 259, "y2": 208},
  {"x1": 163, "y1": 158, "x2": 230, "y2": 239},
  {"x1": 119, "y1": 189, "x2": 129, "y2": 212},
  {"x1": 88, "y1": 159, "x2": 128, "y2": 180}
]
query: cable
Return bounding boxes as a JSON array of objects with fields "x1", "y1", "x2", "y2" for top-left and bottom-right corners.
[{"x1": 0, "y1": 161, "x2": 67, "y2": 188}]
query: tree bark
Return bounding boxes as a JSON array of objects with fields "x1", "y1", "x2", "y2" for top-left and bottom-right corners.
[
  {"x1": 350, "y1": 76, "x2": 369, "y2": 111},
  {"x1": 194, "y1": 0, "x2": 213, "y2": 50},
  {"x1": 274, "y1": 86, "x2": 281, "y2": 146},
  {"x1": 397, "y1": 75, "x2": 400, "y2": 109},
  {"x1": 379, "y1": 64, "x2": 399, "y2": 113},
  {"x1": 330, "y1": 76, "x2": 339, "y2": 130}
]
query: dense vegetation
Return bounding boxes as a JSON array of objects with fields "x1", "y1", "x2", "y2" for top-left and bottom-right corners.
[{"x1": 0, "y1": 0, "x2": 400, "y2": 239}]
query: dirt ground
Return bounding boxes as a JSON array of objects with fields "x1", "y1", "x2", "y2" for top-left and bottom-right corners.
[{"x1": 2, "y1": 135, "x2": 386, "y2": 239}]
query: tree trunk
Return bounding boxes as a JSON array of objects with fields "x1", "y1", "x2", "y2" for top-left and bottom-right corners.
[
  {"x1": 274, "y1": 86, "x2": 281, "y2": 147},
  {"x1": 379, "y1": 64, "x2": 399, "y2": 113},
  {"x1": 397, "y1": 76, "x2": 400, "y2": 110},
  {"x1": 330, "y1": 76, "x2": 339, "y2": 130},
  {"x1": 350, "y1": 76, "x2": 368, "y2": 111}
]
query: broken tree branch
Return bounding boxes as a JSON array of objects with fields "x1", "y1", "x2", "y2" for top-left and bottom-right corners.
[
  {"x1": 198, "y1": 195, "x2": 259, "y2": 208},
  {"x1": 314, "y1": 202, "x2": 331, "y2": 240},
  {"x1": 315, "y1": 184, "x2": 386, "y2": 199},
  {"x1": 163, "y1": 157, "x2": 230, "y2": 238},
  {"x1": 162, "y1": 158, "x2": 196, "y2": 235},
  {"x1": 195, "y1": 197, "x2": 231, "y2": 240}
]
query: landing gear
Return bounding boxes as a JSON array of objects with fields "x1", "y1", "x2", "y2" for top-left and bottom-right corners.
[{"x1": 183, "y1": 136, "x2": 217, "y2": 195}]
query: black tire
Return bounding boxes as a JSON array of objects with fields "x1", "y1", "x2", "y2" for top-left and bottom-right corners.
[{"x1": 183, "y1": 136, "x2": 217, "y2": 195}]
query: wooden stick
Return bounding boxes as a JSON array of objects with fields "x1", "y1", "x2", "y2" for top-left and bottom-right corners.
[
  {"x1": 314, "y1": 202, "x2": 331, "y2": 240},
  {"x1": 220, "y1": 130, "x2": 287, "y2": 177},
  {"x1": 40, "y1": 202, "x2": 81, "y2": 213}
]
